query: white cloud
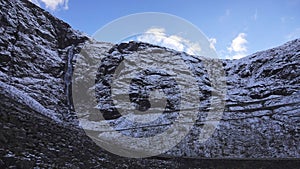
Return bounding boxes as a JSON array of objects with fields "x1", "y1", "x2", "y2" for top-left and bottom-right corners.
[
  {"x1": 231, "y1": 53, "x2": 247, "y2": 60},
  {"x1": 29, "y1": 0, "x2": 69, "y2": 10},
  {"x1": 228, "y1": 33, "x2": 247, "y2": 53},
  {"x1": 209, "y1": 38, "x2": 217, "y2": 50},
  {"x1": 29, "y1": 0, "x2": 41, "y2": 6},
  {"x1": 136, "y1": 27, "x2": 201, "y2": 55},
  {"x1": 227, "y1": 33, "x2": 248, "y2": 59},
  {"x1": 145, "y1": 28, "x2": 165, "y2": 35}
]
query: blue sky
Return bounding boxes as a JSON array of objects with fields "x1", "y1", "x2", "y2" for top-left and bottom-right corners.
[{"x1": 30, "y1": 0, "x2": 300, "y2": 59}]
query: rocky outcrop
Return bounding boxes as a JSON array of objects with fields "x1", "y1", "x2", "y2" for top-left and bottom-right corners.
[
  {"x1": 0, "y1": 0, "x2": 108, "y2": 168},
  {"x1": 79, "y1": 40, "x2": 299, "y2": 158},
  {"x1": 0, "y1": 0, "x2": 87, "y2": 123},
  {"x1": 0, "y1": 0, "x2": 299, "y2": 168},
  {"x1": 0, "y1": 0, "x2": 188, "y2": 168}
]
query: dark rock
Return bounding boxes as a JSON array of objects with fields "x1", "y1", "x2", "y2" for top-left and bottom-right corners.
[{"x1": 0, "y1": 159, "x2": 4, "y2": 168}]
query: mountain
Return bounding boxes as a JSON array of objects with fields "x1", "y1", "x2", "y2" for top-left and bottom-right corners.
[
  {"x1": 0, "y1": 0, "x2": 299, "y2": 168},
  {"x1": 78, "y1": 41, "x2": 300, "y2": 158}
]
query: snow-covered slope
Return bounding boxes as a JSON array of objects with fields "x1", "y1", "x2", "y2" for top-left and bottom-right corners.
[
  {"x1": 0, "y1": 0, "x2": 88, "y2": 123},
  {"x1": 76, "y1": 41, "x2": 300, "y2": 158},
  {"x1": 0, "y1": 0, "x2": 299, "y2": 168}
]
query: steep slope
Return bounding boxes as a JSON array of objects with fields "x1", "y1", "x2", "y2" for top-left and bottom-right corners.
[
  {"x1": 0, "y1": 0, "x2": 201, "y2": 168},
  {"x1": 0, "y1": 0, "x2": 88, "y2": 123},
  {"x1": 0, "y1": 0, "x2": 115, "y2": 168},
  {"x1": 0, "y1": 0, "x2": 299, "y2": 168}
]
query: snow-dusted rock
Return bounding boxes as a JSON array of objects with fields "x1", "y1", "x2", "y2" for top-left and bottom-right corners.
[
  {"x1": 0, "y1": 0, "x2": 299, "y2": 168},
  {"x1": 82, "y1": 41, "x2": 299, "y2": 158}
]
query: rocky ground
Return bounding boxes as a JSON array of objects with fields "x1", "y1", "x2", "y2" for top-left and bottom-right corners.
[{"x1": 0, "y1": 0, "x2": 299, "y2": 168}]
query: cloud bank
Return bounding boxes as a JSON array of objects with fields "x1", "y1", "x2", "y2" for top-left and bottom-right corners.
[{"x1": 136, "y1": 28, "x2": 202, "y2": 56}]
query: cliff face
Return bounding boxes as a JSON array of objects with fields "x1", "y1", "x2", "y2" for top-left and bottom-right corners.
[
  {"x1": 77, "y1": 41, "x2": 300, "y2": 158},
  {"x1": 0, "y1": 0, "x2": 88, "y2": 123},
  {"x1": 0, "y1": 0, "x2": 299, "y2": 168},
  {"x1": 0, "y1": 0, "x2": 111, "y2": 168}
]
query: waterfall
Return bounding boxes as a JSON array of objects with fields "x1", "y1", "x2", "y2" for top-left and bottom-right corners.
[{"x1": 64, "y1": 45, "x2": 75, "y2": 111}]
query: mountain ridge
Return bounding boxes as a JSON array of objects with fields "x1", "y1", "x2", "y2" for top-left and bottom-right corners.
[{"x1": 0, "y1": 0, "x2": 299, "y2": 168}]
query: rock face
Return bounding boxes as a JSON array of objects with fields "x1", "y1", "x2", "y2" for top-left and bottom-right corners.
[
  {"x1": 0, "y1": 0, "x2": 88, "y2": 123},
  {"x1": 0, "y1": 0, "x2": 299, "y2": 168},
  {"x1": 78, "y1": 41, "x2": 299, "y2": 158}
]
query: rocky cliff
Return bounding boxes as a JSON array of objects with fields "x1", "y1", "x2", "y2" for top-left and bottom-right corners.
[
  {"x1": 76, "y1": 41, "x2": 299, "y2": 158},
  {"x1": 0, "y1": 0, "x2": 299, "y2": 168}
]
